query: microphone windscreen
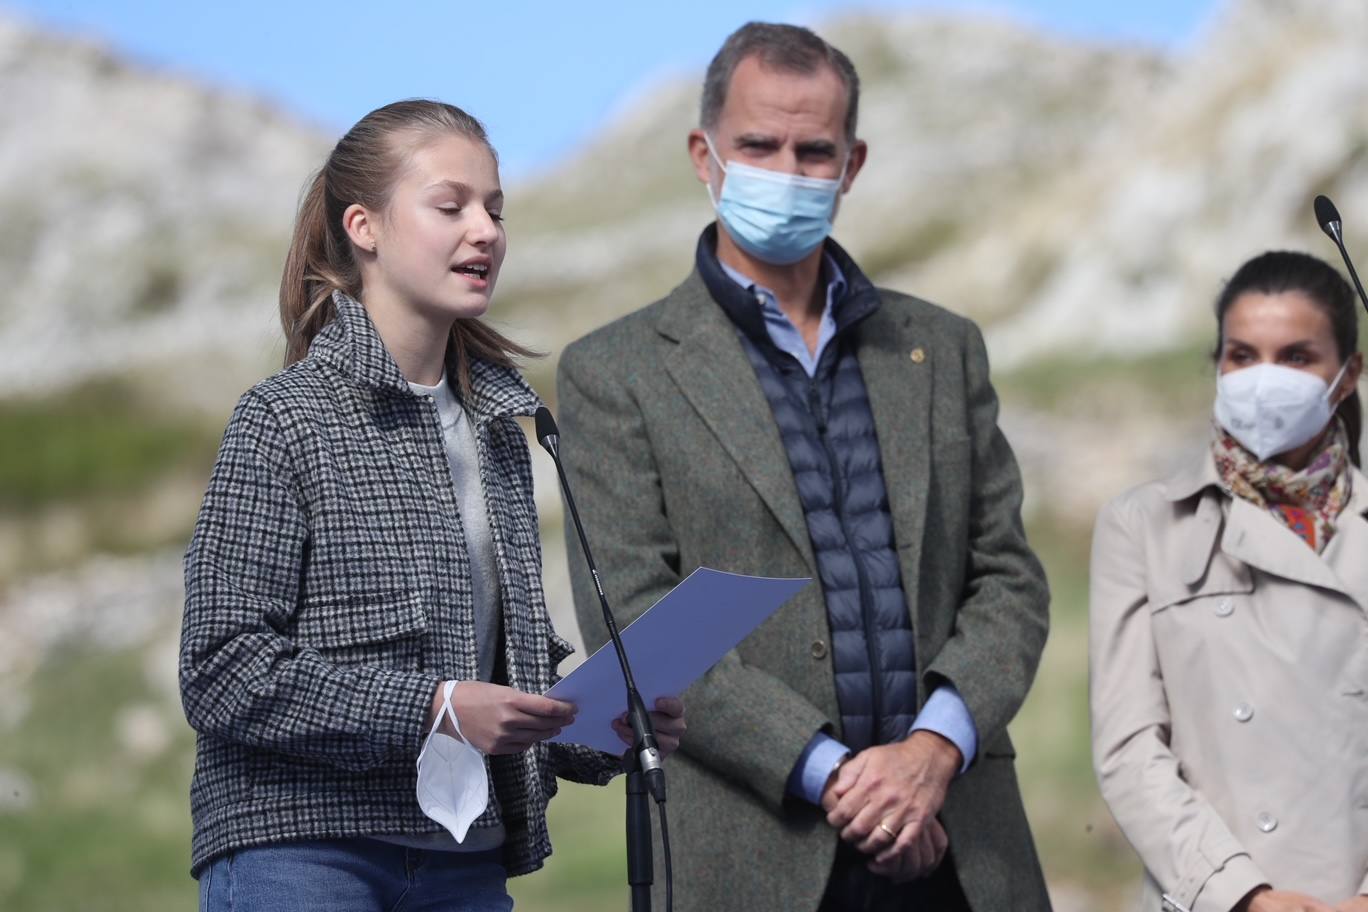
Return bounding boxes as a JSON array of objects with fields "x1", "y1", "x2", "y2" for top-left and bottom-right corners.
[
  {"x1": 534, "y1": 406, "x2": 559, "y2": 445},
  {"x1": 1315, "y1": 194, "x2": 1342, "y2": 233}
]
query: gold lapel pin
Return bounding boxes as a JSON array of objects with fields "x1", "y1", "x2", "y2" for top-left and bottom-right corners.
[{"x1": 909, "y1": 348, "x2": 925, "y2": 364}]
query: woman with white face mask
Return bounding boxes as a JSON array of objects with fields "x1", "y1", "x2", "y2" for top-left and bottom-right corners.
[{"x1": 1089, "y1": 250, "x2": 1368, "y2": 912}]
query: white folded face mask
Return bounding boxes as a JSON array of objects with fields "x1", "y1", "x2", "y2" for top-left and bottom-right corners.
[
  {"x1": 1214, "y1": 361, "x2": 1349, "y2": 461},
  {"x1": 415, "y1": 680, "x2": 489, "y2": 843}
]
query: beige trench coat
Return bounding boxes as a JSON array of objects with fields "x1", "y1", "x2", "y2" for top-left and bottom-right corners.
[{"x1": 1090, "y1": 449, "x2": 1368, "y2": 912}]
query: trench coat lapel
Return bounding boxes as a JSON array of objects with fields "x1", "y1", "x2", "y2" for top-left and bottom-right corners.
[
  {"x1": 1163, "y1": 449, "x2": 1364, "y2": 603},
  {"x1": 1322, "y1": 466, "x2": 1368, "y2": 611},
  {"x1": 1222, "y1": 496, "x2": 1348, "y2": 596},
  {"x1": 854, "y1": 303, "x2": 931, "y2": 581},
  {"x1": 658, "y1": 274, "x2": 817, "y2": 573}
]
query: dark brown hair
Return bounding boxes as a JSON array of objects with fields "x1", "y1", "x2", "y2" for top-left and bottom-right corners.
[
  {"x1": 279, "y1": 99, "x2": 532, "y2": 393},
  {"x1": 701, "y1": 22, "x2": 860, "y2": 142},
  {"x1": 1214, "y1": 250, "x2": 1362, "y2": 465}
]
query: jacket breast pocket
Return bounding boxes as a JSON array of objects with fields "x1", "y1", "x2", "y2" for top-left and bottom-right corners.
[{"x1": 291, "y1": 590, "x2": 429, "y2": 672}]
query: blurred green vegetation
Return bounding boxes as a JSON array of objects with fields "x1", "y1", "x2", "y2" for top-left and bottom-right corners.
[
  {"x1": 0, "y1": 381, "x2": 221, "y2": 513},
  {"x1": 0, "y1": 512, "x2": 1139, "y2": 911},
  {"x1": 997, "y1": 340, "x2": 1215, "y2": 416},
  {"x1": 0, "y1": 341, "x2": 1153, "y2": 910},
  {"x1": 0, "y1": 381, "x2": 223, "y2": 583},
  {"x1": 1010, "y1": 513, "x2": 1140, "y2": 908},
  {"x1": 0, "y1": 647, "x2": 196, "y2": 911}
]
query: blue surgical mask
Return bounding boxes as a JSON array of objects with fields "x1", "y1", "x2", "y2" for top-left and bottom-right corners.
[{"x1": 705, "y1": 134, "x2": 846, "y2": 265}]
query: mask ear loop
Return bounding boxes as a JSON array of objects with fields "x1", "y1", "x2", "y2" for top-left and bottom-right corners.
[
  {"x1": 441, "y1": 679, "x2": 468, "y2": 743},
  {"x1": 703, "y1": 133, "x2": 727, "y2": 208},
  {"x1": 423, "y1": 680, "x2": 466, "y2": 744},
  {"x1": 1326, "y1": 358, "x2": 1354, "y2": 406}
]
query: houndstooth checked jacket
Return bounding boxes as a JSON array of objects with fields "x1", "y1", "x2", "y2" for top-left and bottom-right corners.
[{"x1": 179, "y1": 290, "x2": 618, "y2": 877}]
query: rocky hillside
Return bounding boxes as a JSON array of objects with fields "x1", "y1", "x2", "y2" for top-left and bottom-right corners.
[
  {"x1": 0, "y1": 13, "x2": 328, "y2": 396},
  {"x1": 496, "y1": 10, "x2": 1174, "y2": 356},
  {"x1": 5, "y1": 0, "x2": 1368, "y2": 706},
  {"x1": 4, "y1": 2, "x2": 1368, "y2": 907}
]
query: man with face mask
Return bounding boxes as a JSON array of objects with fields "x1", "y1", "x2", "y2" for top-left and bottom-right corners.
[{"x1": 557, "y1": 22, "x2": 1051, "y2": 912}]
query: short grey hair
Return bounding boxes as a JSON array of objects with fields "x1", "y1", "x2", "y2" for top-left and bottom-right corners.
[{"x1": 700, "y1": 22, "x2": 860, "y2": 142}]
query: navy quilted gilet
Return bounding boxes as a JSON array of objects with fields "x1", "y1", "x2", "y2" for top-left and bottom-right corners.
[{"x1": 695, "y1": 226, "x2": 918, "y2": 751}]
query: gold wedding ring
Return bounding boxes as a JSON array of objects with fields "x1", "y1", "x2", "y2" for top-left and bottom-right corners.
[{"x1": 878, "y1": 821, "x2": 898, "y2": 839}]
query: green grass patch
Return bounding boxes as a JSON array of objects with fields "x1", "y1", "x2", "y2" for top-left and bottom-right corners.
[
  {"x1": 0, "y1": 646, "x2": 197, "y2": 912},
  {"x1": 510, "y1": 780, "x2": 628, "y2": 910},
  {"x1": 0, "y1": 512, "x2": 1140, "y2": 910},
  {"x1": 997, "y1": 340, "x2": 1216, "y2": 417},
  {"x1": 1011, "y1": 513, "x2": 1140, "y2": 906},
  {"x1": 0, "y1": 382, "x2": 222, "y2": 513}
]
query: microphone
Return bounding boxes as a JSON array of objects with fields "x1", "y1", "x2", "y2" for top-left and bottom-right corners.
[
  {"x1": 1314, "y1": 194, "x2": 1368, "y2": 313},
  {"x1": 534, "y1": 406, "x2": 663, "y2": 788},
  {"x1": 534, "y1": 405, "x2": 670, "y2": 911},
  {"x1": 534, "y1": 407, "x2": 560, "y2": 458}
]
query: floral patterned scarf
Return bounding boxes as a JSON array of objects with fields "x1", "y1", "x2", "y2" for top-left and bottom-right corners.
[{"x1": 1212, "y1": 419, "x2": 1352, "y2": 552}]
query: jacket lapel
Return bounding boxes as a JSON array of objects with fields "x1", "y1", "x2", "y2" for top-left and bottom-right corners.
[
  {"x1": 659, "y1": 274, "x2": 817, "y2": 573},
  {"x1": 1321, "y1": 466, "x2": 1368, "y2": 610},
  {"x1": 1222, "y1": 496, "x2": 1348, "y2": 595},
  {"x1": 1163, "y1": 449, "x2": 1353, "y2": 595},
  {"x1": 853, "y1": 304, "x2": 931, "y2": 573}
]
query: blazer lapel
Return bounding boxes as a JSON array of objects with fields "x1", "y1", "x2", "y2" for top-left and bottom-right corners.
[
  {"x1": 659, "y1": 276, "x2": 817, "y2": 573},
  {"x1": 854, "y1": 303, "x2": 931, "y2": 573}
]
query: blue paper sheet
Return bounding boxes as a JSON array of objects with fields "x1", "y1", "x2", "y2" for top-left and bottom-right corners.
[{"x1": 545, "y1": 567, "x2": 811, "y2": 754}]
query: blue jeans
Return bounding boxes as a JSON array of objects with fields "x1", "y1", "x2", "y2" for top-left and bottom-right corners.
[{"x1": 198, "y1": 838, "x2": 513, "y2": 912}]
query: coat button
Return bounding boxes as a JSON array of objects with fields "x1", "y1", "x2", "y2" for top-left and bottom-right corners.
[
  {"x1": 1215, "y1": 598, "x2": 1234, "y2": 617},
  {"x1": 810, "y1": 639, "x2": 828, "y2": 659},
  {"x1": 1233, "y1": 702, "x2": 1254, "y2": 722},
  {"x1": 1256, "y1": 813, "x2": 1278, "y2": 833},
  {"x1": 909, "y1": 348, "x2": 926, "y2": 364}
]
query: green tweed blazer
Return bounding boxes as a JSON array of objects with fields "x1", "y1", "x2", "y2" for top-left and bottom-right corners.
[{"x1": 557, "y1": 268, "x2": 1052, "y2": 912}]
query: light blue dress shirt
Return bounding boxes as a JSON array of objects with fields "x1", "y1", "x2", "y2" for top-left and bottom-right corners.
[{"x1": 718, "y1": 256, "x2": 980, "y2": 805}]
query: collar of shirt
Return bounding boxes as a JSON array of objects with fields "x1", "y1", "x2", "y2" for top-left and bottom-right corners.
[{"x1": 718, "y1": 255, "x2": 847, "y2": 378}]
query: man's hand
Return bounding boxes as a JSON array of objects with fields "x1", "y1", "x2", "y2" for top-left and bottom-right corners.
[
  {"x1": 825, "y1": 731, "x2": 961, "y2": 855},
  {"x1": 1334, "y1": 897, "x2": 1368, "y2": 912},
  {"x1": 612, "y1": 696, "x2": 687, "y2": 758},
  {"x1": 867, "y1": 816, "x2": 948, "y2": 882},
  {"x1": 438, "y1": 681, "x2": 577, "y2": 755}
]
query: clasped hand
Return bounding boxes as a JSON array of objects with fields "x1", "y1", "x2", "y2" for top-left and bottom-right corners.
[{"x1": 820, "y1": 731, "x2": 961, "y2": 883}]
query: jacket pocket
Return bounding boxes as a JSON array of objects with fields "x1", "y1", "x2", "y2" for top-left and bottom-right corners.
[
  {"x1": 547, "y1": 632, "x2": 576, "y2": 687},
  {"x1": 548, "y1": 633, "x2": 575, "y2": 667},
  {"x1": 291, "y1": 590, "x2": 428, "y2": 671}
]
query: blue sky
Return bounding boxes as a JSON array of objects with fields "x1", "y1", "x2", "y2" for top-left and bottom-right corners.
[{"x1": 7, "y1": 1, "x2": 1218, "y2": 178}]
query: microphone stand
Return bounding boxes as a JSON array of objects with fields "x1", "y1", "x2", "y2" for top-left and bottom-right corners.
[{"x1": 535, "y1": 407, "x2": 670, "y2": 912}]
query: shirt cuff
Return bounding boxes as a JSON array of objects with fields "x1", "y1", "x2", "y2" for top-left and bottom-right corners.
[
  {"x1": 786, "y1": 732, "x2": 851, "y2": 806},
  {"x1": 909, "y1": 684, "x2": 978, "y2": 775}
]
